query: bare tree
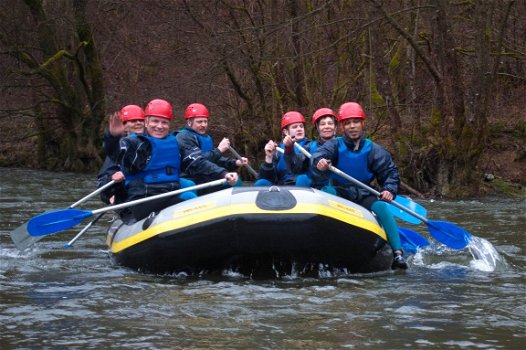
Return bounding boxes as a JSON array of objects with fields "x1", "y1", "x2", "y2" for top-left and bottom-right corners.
[
  {"x1": 367, "y1": 0, "x2": 517, "y2": 196},
  {"x1": 0, "y1": 0, "x2": 106, "y2": 171},
  {"x1": 0, "y1": 0, "x2": 523, "y2": 195}
]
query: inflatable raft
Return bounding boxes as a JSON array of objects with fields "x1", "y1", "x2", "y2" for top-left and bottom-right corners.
[{"x1": 105, "y1": 186, "x2": 393, "y2": 277}]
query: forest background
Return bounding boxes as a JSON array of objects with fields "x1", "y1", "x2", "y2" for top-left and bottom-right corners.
[{"x1": 0, "y1": 0, "x2": 524, "y2": 198}]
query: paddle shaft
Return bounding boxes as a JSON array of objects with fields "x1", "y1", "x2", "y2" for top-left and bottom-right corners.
[
  {"x1": 90, "y1": 178, "x2": 227, "y2": 216},
  {"x1": 26, "y1": 178, "x2": 229, "y2": 237},
  {"x1": 293, "y1": 142, "x2": 429, "y2": 223},
  {"x1": 228, "y1": 146, "x2": 259, "y2": 178},
  {"x1": 300, "y1": 142, "x2": 473, "y2": 248},
  {"x1": 70, "y1": 180, "x2": 116, "y2": 208},
  {"x1": 64, "y1": 212, "x2": 106, "y2": 248},
  {"x1": 64, "y1": 178, "x2": 226, "y2": 247},
  {"x1": 330, "y1": 163, "x2": 427, "y2": 221}
]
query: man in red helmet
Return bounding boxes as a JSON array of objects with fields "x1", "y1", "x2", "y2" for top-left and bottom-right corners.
[
  {"x1": 117, "y1": 99, "x2": 239, "y2": 221},
  {"x1": 255, "y1": 111, "x2": 311, "y2": 186},
  {"x1": 311, "y1": 102, "x2": 408, "y2": 270},
  {"x1": 175, "y1": 102, "x2": 242, "y2": 193}
]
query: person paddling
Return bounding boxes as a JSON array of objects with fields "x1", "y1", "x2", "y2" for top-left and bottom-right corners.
[
  {"x1": 255, "y1": 111, "x2": 311, "y2": 186},
  {"x1": 175, "y1": 102, "x2": 241, "y2": 194},
  {"x1": 311, "y1": 102, "x2": 408, "y2": 270},
  {"x1": 294, "y1": 107, "x2": 338, "y2": 193},
  {"x1": 117, "y1": 99, "x2": 199, "y2": 222}
]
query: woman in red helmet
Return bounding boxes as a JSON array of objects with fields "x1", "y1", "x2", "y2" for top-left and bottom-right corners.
[
  {"x1": 175, "y1": 102, "x2": 241, "y2": 194},
  {"x1": 255, "y1": 111, "x2": 311, "y2": 186},
  {"x1": 294, "y1": 107, "x2": 338, "y2": 192},
  {"x1": 311, "y1": 102, "x2": 408, "y2": 270},
  {"x1": 96, "y1": 105, "x2": 146, "y2": 220},
  {"x1": 102, "y1": 105, "x2": 146, "y2": 163}
]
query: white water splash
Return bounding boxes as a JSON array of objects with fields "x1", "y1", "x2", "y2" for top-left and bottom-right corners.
[
  {"x1": 0, "y1": 247, "x2": 33, "y2": 259},
  {"x1": 409, "y1": 236, "x2": 507, "y2": 273},
  {"x1": 467, "y1": 236, "x2": 505, "y2": 272}
]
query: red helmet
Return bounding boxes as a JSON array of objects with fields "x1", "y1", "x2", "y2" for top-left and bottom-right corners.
[
  {"x1": 145, "y1": 99, "x2": 173, "y2": 119},
  {"x1": 119, "y1": 105, "x2": 145, "y2": 122},
  {"x1": 281, "y1": 111, "x2": 306, "y2": 129},
  {"x1": 338, "y1": 102, "x2": 365, "y2": 122},
  {"x1": 185, "y1": 103, "x2": 209, "y2": 119},
  {"x1": 312, "y1": 107, "x2": 336, "y2": 125}
]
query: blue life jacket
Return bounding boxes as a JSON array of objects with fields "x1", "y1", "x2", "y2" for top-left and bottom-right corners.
[
  {"x1": 276, "y1": 138, "x2": 309, "y2": 182},
  {"x1": 309, "y1": 140, "x2": 320, "y2": 154},
  {"x1": 126, "y1": 134, "x2": 181, "y2": 184},
  {"x1": 332, "y1": 137, "x2": 374, "y2": 184},
  {"x1": 178, "y1": 128, "x2": 214, "y2": 152}
]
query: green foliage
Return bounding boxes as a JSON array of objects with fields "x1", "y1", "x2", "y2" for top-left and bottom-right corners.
[
  {"x1": 515, "y1": 120, "x2": 526, "y2": 139},
  {"x1": 430, "y1": 107, "x2": 442, "y2": 127},
  {"x1": 484, "y1": 178, "x2": 526, "y2": 198},
  {"x1": 388, "y1": 46, "x2": 401, "y2": 71},
  {"x1": 306, "y1": 1, "x2": 314, "y2": 12},
  {"x1": 370, "y1": 84, "x2": 384, "y2": 106}
]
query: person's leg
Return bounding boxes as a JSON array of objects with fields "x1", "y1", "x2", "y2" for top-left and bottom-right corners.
[
  {"x1": 254, "y1": 179, "x2": 273, "y2": 186},
  {"x1": 368, "y1": 198, "x2": 408, "y2": 270},
  {"x1": 319, "y1": 185, "x2": 337, "y2": 195},
  {"x1": 371, "y1": 201, "x2": 402, "y2": 250},
  {"x1": 131, "y1": 197, "x2": 172, "y2": 221},
  {"x1": 295, "y1": 174, "x2": 312, "y2": 187},
  {"x1": 179, "y1": 178, "x2": 198, "y2": 200}
]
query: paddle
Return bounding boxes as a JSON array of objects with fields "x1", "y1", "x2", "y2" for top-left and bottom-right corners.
[
  {"x1": 63, "y1": 212, "x2": 106, "y2": 248},
  {"x1": 275, "y1": 145, "x2": 427, "y2": 224},
  {"x1": 10, "y1": 180, "x2": 116, "y2": 250},
  {"x1": 228, "y1": 146, "x2": 259, "y2": 179},
  {"x1": 70, "y1": 180, "x2": 115, "y2": 208},
  {"x1": 296, "y1": 142, "x2": 473, "y2": 249},
  {"x1": 398, "y1": 227, "x2": 430, "y2": 254},
  {"x1": 26, "y1": 178, "x2": 227, "y2": 237}
]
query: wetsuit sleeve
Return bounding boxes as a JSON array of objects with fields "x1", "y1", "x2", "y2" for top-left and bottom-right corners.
[
  {"x1": 200, "y1": 139, "x2": 238, "y2": 171},
  {"x1": 284, "y1": 142, "x2": 309, "y2": 175},
  {"x1": 257, "y1": 153, "x2": 280, "y2": 184},
  {"x1": 102, "y1": 128, "x2": 122, "y2": 162},
  {"x1": 96, "y1": 156, "x2": 121, "y2": 204},
  {"x1": 176, "y1": 131, "x2": 229, "y2": 180},
  {"x1": 202, "y1": 147, "x2": 222, "y2": 162},
  {"x1": 207, "y1": 150, "x2": 238, "y2": 171},
  {"x1": 310, "y1": 138, "x2": 339, "y2": 180},
  {"x1": 118, "y1": 136, "x2": 151, "y2": 175},
  {"x1": 368, "y1": 143, "x2": 400, "y2": 196}
]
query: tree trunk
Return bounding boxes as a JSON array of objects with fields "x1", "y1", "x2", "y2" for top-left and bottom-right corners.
[
  {"x1": 21, "y1": 0, "x2": 105, "y2": 171},
  {"x1": 368, "y1": 8, "x2": 402, "y2": 155},
  {"x1": 430, "y1": 0, "x2": 462, "y2": 196}
]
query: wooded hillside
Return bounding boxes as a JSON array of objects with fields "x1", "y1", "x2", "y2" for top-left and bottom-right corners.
[{"x1": 0, "y1": 0, "x2": 524, "y2": 197}]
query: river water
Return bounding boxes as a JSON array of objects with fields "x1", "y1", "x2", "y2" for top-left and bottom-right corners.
[{"x1": 1, "y1": 168, "x2": 524, "y2": 349}]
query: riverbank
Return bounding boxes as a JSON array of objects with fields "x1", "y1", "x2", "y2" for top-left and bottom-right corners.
[{"x1": 1, "y1": 117, "x2": 524, "y2": 199}]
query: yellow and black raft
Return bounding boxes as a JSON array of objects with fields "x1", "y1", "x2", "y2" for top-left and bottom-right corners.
[{"x1": 106, "y1": 186, "x2": 393, "y2": 277}]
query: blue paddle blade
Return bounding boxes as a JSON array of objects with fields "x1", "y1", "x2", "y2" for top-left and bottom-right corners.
[
  {"x1": 427, "y1": 220, "x2": 473, "y2": 249},
  {"x1": 390, "y1": 196, "x2": 427, "y2": 225},
  {"x1": 27, "y1": 208, "x2": 93, "y2": 236},
  {"x1": 399, "y1": 227, "x2": 430, "y2": 254}
]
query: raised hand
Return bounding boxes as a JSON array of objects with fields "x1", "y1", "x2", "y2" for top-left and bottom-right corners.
[{"x1": 108, "y1": 112, "x2": 125, "y2": 137}]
